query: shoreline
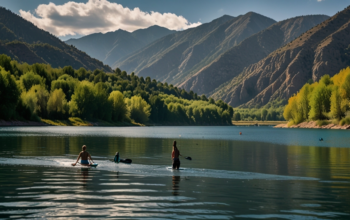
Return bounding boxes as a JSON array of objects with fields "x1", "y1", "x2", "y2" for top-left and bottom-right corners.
[
  {"x1": 0, "y1": 120, "x2": 49, "y2": 127},
  {"x1": 232, "y1": 121, "x2": 286, "y2": 126},
  {"x1": 275, "y1": 121, "x2": 350, "y2": 130},
  {"x1": 0, "y1": 119, "x2": 285, "y2": 127}
]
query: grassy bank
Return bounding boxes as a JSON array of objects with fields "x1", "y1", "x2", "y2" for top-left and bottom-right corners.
[
  {"x1": 41, "y1": 117, "x2": 143, "y2": 126},
  {"x1": 232, "y1": 121, "x2": 287, "y2": 126}
]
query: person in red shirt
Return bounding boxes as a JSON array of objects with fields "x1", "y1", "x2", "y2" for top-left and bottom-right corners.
[{"x1": 171, "y1": 141, "x2": 182, "y2": 169}]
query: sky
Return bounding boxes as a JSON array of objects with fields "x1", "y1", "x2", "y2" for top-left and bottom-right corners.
[{"x1": 1, "y1": 0, "x2": 350, "y2": 41}]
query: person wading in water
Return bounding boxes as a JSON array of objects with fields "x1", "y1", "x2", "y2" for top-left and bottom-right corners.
[
  {"x1": 171, "y1": 141, "x2": 182, "y2": 170},
  {"x1": 72, "y1": 145, "x2": 94, "y2": 166}
]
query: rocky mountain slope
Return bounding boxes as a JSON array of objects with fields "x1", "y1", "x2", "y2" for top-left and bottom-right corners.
[
  {"x1": 180, "y1": 15, "x2": 329, "y2": 96},
  {"x1": 0, "y1": 7, "x2": 111, "y2": 72},
  {"x1": 65, "y1": 26, "x2": 175, "y2": 68},
  {"x1": 115, "y1": 12, "x2": 276, "y2": 85},
  {"x1": 212, "y1": 6, "x2": 350, "y2": 107}
]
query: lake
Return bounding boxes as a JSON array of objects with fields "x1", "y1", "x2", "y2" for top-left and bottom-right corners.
[{"x1": 0, "y1": 126, "x2": 349, "y2": 219}]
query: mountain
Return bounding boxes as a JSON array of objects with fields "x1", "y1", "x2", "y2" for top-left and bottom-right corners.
[
  {"x1": 115, "y1": 12, "x2": 277, "y2": 85},
  {"x1": 65, "y1": 26, "x2": 175, "y2": 68},
  {"x1": 212, "y1": 6, "x2": 350, "y2": 107},
  {"x1": 180, "y1": 15, "x2": 329, "y2": 96},
  {"x1": 0, "y1": 7, "x2": 111, "y2": 72}
]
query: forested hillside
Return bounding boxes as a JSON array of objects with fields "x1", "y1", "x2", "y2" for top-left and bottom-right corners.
[
  {"x1": 0, "y1": 7, "x2": 111, "y2": 72},
  {"x1": 0, "y1": 54, "x2": 233, "y2": 125},
  {"x1": 66, "y1": 26, "x2": 175, "y2": 67}
]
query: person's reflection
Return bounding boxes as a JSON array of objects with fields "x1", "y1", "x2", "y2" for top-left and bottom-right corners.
[
  {"x1": 172, "y1": 175, "x2": 181, "y2": 196},
  {"x1": 80, "y1": 168, "x2": 89, "y2": 189}
]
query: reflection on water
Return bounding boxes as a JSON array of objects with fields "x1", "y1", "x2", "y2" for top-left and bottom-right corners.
[
  {"x1": 80, "y1": 169, "x2": 89, "y2": 189},
  {"x1": 0, "y1": 126, "x2": 349, "y2": 219},
  {"x1": 172, "y1": 175, "x2": 181, "y2": 196}
]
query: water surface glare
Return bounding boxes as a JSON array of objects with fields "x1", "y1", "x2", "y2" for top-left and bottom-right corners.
[{"x1": 0, "y1": 126, "x2": 349, "y2": 219}]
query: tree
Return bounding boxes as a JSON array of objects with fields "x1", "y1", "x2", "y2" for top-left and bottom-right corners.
[
  {"x1": 149, "y1": 95, "x2": 167, "y2": 123},
  {"x1": 233, "y1": 112, "x2": 241, "y2": 121},
  {"x1": 228, "y1": 106, "x2": 234, "y2": 118},
  {"x1": 297, "y1": 84, "x2": 311, "y2": 121},
  {"x1": 125, "y1": 96, "x2": 151, "y2": 124},
  {"x1": 0, "y1": 67, "x2": 20, "y2": 119},
  {"x1": 47, "y1": 89, "x2": 68, "y2": 119},
  {"x1": 108, "y1": 91, "x2": 128, "y2": 122},
  {"x1": 330, "y1": 87, "x2": 346, "y2": 119},
  {"x1": 23, "y1": 85, "x2": 50, "y2": 118},
  {"x1": 261, "y1": 109, "x2": 268, "y2": 121},
  {"x1": 0, "y1": 54, "x2": 14, "y2": 75},
  {"x1": 69, "y1": 81, "x2": 96, "y2": 118},
  {"x1": 94, "y1": 82, "x2": 111, "y2": 120},
  {"x1": 51, "y1": 75, "x2": 78, "y2": 101},
  {"x1": 309, "y1": 83, "x2": 332, "y2": 120},
  {"x1": 19, "y1": 71, "x2": 46, "y2": 92},
  {"x1": 62, "y1": 66, "x2": 75, "y2": 77}
]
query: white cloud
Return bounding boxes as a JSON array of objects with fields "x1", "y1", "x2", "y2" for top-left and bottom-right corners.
[{"x1": 19, "y1": 0, "x2": 202, "y2": 37}]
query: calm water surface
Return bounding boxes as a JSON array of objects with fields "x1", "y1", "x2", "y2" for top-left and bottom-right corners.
[{"x1": 0, "y1": 126, "x2": 349, "y2": 219}]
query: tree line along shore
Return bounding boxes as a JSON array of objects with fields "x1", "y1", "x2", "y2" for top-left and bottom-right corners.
[
  {"x1": 283, "y1": 67, "x2": 350, "y2": 129},
  {"x1": 0, "y1": 54, "x2": 237, "y2": 126}
]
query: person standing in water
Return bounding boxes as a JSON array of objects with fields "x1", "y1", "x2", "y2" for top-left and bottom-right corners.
[
  {"x1": 72, "y1": 145, "x2": 94, "y2": 166},
  {"x1": 172, "y1": 141, "x2": 182, "y2": 169}
]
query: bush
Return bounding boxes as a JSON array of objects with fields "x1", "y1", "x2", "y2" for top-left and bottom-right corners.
[
  {"x1": 316, "y1": 120, "x2": 329, "y2": 126},
  {"x1": 125, "y1": 96, "x2": 151, "y2": 124},
  {"x1": 340, "y1": 117, "x2": 350, "y2": 126}
]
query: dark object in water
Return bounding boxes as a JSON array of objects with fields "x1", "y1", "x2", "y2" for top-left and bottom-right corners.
[
  {"x1": 114, "y1": 152, "x2": 132, "y2": 164},
  {"x1": 185, "y1": 156, "x2": 192, "y2": 160},
  {"x1": 319, "y1": 138, "x2": 324, "y2": 141}
]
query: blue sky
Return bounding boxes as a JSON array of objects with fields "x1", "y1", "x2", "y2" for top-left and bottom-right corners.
[{"x1": 1, "y1": 0, "x2": 349, "y2": 40}]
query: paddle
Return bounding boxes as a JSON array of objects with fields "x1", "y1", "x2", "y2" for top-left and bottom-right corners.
[{"x1": 181, "y1": 155, "x2": 192, "y2": 160}]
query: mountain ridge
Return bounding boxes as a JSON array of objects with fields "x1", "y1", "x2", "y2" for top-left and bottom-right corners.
[
  {"x1": 0, "y1": 7, "x2": 111, "y2": 72},
  {"x1": 180, "y1": 15, "x2": 329, "y2": 96},
  {"x1": 65, "y1": 25, "x2": 176, "y2": 67},
  {"x1": 212, "y1": 7, "x2": 350, "y2": 107},
  {"x1": 115, "y1": 12, "x2": 277, "y2": 86}
]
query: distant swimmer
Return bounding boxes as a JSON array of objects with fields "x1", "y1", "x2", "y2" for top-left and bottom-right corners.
[
  {"x1": 319, "y1": 138, "x2": 324, "y2": 141},
  {"x1": 172, "y1": 141, "x2": 182, "y2": 170},
  {"x1": 72, "y1": 145, "x2": 94, "y2": 166}
]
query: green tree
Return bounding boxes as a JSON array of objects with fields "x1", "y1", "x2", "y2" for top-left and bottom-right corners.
[
  {"x1": 69, "y1": 81, "x2": 96, "y2": 118},
  {"x1": 23, "y1": 85, "x2": 50, "y2": 118},
  {"x1": 51, "y1": 77, "x2": 78, "y2": 101},
  {"x1": 261, "y1": 109, "x2": 268, "y2": 121},
  {"x1": 149, "y1": 95, "x2": 167, "y2": 123},
  {"x1": 47, "y1": 89, "x2": 68, "y2": 119},
  {"x1": 108, "y1": 91, "x2": 128, "y2": 122},
  {"x1": 330, "y1": 87, "x2": 346, "y2": 119},
  {"x1": 62, "y1": 66, "x2": 75, "y2": 77},
  {"x1": 94, "y1": 82, "x2": 111, "y2": 120},
  {"x1": 233, "y1": 112, "x2": 241, "y2": 121},
  {"x1": 19, "y1": 71, "x2": 46, "y2": 92},
  {"x1": 0, "y1": 67, "x2": 20, "y2": 119},
  {"x1": 125, "y1": 96, "x2": 151, "y2": 124},
  {"x1": 309, "y1": 83, "x2": 332, "y2": 120},
  {"x1": 0, "y1": 54, "x2": 14, "y2": 75}
]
